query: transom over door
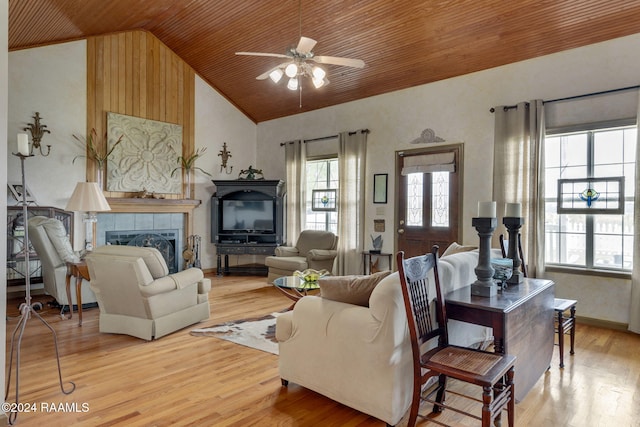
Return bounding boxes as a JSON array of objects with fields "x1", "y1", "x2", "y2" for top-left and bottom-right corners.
[{"x1": 395, "y1": 144, "x2": 463, "y2": 259}]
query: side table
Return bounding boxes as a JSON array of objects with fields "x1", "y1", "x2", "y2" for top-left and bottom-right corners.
[
  {"x1": 65, "y1": 260, "x2": 90, "y2": 326},
  {"x1": 362, "y1": 251, "x2": 392, "y2": 274},
  {"x1": 554, "y1": 298, "x2": 577, "y2": 368},
  {"x1": 273, "y1": 276, "x2": 320, "y2": 310}
]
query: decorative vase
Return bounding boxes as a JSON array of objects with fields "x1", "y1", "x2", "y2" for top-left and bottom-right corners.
[
  {"x1": 184, "y1": 169, "x2": 192, "y2": 199},
  {"x1": 96, "y1": 163, "x2": 105, "y2": 190}
]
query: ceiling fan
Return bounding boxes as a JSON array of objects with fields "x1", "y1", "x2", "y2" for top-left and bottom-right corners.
[{"x1": 236, "y1": 36, "x2": 365, "y2": 90}]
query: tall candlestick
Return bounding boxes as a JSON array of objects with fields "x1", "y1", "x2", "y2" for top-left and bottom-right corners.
[
  {"x1": 471, "y1": 217, "x2": 498, "y2": 297},
  {"x1": 17, "y1": 133, "x2": 29, "y2": 156},
  {"x1": 505, "y1": 202, "x2": 521, "y2": 218},
  {"x1": 478, "y1": 201, "x2": 496, "y2": 218}
]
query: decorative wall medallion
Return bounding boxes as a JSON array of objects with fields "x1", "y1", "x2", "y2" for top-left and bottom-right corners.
[
  {"x1": 106, "y1": 112, "x2": 183, "y2": 194},
  {"x1": 410, "y1": 128, "x2": 445, "y2": 144}
]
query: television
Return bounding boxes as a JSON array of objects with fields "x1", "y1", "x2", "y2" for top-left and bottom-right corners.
[{"x1": 221, "y1": 199, "x2": 275, "y2": 233}]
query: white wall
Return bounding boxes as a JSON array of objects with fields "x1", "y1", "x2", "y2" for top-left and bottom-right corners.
[
  {"x1": 256, "y1": 33, "x2": 640, "y2": 325},
  {"x1": 8, "y1": 41, "x2": 87, "y2": 248},
  {"x1": 194, "y1": 75, "x2": 257, "y2": 268}
]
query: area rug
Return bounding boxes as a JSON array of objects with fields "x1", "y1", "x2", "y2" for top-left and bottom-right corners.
[{"x1": 190, "y1": 312, "x2": 281, "y2": 355}]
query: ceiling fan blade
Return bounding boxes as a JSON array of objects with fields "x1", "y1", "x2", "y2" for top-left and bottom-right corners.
[
  {"x1": 313, "y1": 55, "x2": 365, "y2": 68},
  {"x1": 256, "y1": 62, "x2": 290, "y2": 80},
  {"x1": 296, "y1": 36, "x2": 317, "y2": 54},
  {"x1": 236, "y1": 52, "x2": 290, "y2": 59}
]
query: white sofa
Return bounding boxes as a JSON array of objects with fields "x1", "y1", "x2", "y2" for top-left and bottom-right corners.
[{"x1": 275, "y1": 250, "x2": 491, "y2": 426}]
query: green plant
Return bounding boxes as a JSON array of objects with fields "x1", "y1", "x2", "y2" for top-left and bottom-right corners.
[
  {"x1": 171, "y1": 146, "x2": 212, "y2": 177},
  {"x1": 72, "y1": 128, "x2": 123, "y2": 168}
]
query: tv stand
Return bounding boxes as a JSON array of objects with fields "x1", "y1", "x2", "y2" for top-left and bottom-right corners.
[{"x1": 211, "y1": 180, "x2": 285, "y2": 276}]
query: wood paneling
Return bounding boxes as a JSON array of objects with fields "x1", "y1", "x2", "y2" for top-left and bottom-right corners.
[
  {"x1": 86, "y1": 30, "x2": 195, "y2": 199},
  {"x1": 9, "y1": 1, "x2": 640, "y2": 122}
]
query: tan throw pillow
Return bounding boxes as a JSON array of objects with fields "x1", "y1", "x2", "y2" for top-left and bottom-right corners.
[
  {"x1": 442, "y1": 242, "x2": 477, "y2": 258},
  {"x1": 319, "y1": 270, "x2": 392, "y2": 307}
]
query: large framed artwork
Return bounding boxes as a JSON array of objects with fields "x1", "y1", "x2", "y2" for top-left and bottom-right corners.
[{"x1": 106, "y1": 112, "x2": 183, "y2": 194}]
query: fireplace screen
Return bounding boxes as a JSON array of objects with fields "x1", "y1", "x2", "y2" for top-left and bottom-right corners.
[{"x1": 105, "y1": 229, "x2": 180, "y2": 273}]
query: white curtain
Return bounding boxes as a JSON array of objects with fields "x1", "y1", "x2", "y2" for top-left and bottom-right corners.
[
  {"x1": 284, "y1": 140, "x2": 306, "y2": 245},
  {"x1": 336, "y1": 131, "x2": 367, "y2": 275},
  {"x1": 492, "y1": 100, "x2": 545, "y2": 278},
  {"x1": 629, "y1": 93, "x2": 640, "y2": 334}
]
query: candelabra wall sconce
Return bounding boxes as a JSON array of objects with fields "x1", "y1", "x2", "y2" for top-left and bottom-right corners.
[
  {"x1": 23, "y1": 112, "x2": 51, "y2": 156},
  {"x1": 218, "y1": 142, "x2": 233, "y2": 174}
]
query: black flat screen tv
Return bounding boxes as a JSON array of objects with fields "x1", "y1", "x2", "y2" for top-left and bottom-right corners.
[{"x1": 221, "y1": 199, "x2": 275, "y2": 233}]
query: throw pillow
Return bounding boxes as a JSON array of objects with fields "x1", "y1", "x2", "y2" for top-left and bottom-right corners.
[
  {"x1": 442, "y1": 242, "x2": 477, "y2": 258},
  {"x1": 319, "y1": 270, "x2": 392, "y2": 307}
]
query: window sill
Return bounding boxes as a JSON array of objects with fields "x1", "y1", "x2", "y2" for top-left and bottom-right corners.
[{"x1": 545, "y1": 265, "x2": 631, "y2": 280}]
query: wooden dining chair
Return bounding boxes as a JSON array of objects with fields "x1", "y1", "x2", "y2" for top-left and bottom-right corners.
[
  {"x1": 499, "y1": 233, "x2": 528, "y2": 277},
  {"x1": 397, "y1": 247, "x2": 516, "y2": 427}
]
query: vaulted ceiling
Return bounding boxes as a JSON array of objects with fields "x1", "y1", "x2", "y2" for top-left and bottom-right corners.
[{"x1": 9, "y1": 0, "x2": 640, "y2": 123}]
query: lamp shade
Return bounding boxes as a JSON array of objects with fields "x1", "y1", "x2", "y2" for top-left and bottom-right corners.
[{"x1": 65, "y1": 182, "x2": 111, "y2": 212}]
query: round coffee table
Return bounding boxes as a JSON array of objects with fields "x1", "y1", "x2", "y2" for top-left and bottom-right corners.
[{"x1": 273, "y1": 276, "x2": 320, "y2": 309}]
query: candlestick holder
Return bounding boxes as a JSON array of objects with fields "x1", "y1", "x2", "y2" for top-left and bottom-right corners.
[
  {"x1": 5, "y1": 153, "x2": 75, "y2": 426},
  {"x1": 503, "y1": 216, "x2": 525, "y2": 285},
  {"x1": 471, "y1": 217, "x2": 498, "y2": 297}
]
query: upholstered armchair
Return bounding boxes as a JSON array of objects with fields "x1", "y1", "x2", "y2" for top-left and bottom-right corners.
[
  {"x1": 28, "y1": 216, "x2": 97, "y2": 310},
  {"x1": 85, "y1": 245, "x2": 211, "y2": 340},
  {"x1": 265, "y1": 230, "x2": 338, "y2": 282}
]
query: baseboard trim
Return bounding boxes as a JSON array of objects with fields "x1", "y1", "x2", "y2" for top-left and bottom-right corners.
[{"x1": 576, "y1": 315, "x2": 628, "y2": 331}]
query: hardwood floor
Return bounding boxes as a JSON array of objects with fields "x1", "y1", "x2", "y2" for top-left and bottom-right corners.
[{"x1": 4, "y1": 275, "x2": 640, "y2": 426}]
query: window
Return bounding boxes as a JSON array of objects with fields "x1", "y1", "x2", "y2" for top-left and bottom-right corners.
[
  {"x1": 405, "y1": 171, "x2": 450, "y2": 227},
  {"x1": 544, "y1": 124, "x2": 636, "y2": 271},
  {"x1": 305, "y1": 158, "x2": 338, "y2": 233}
]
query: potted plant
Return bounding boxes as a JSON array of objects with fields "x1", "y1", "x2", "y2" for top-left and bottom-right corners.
[
  {"x1": 171, "y1": 146, "x2": 212, "y2": 199},
  {"x1": 73, "y1": 128, "x2": 123, "y2": 189}
]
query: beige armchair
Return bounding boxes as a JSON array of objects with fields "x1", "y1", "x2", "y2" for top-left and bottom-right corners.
[
  {"x1": 85, "y1": 245, "x2": 211, "y2": 340},
  {"x1": 28, "y1": 216, "x2": 97, "y2": 310},
  {"x1": 265, "y1": 230, "x2": 338, "y2": 282}
]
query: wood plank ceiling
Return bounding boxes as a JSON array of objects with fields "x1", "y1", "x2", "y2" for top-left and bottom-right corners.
[{"x1": 9, "y1": 0, "x2": 640, "y2": 123}]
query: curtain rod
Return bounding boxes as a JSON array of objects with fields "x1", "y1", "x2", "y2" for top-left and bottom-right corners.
[
  {"x1": 489, "y1": 85, "x2": 640, "y2": 113},
  {"x1": 280, "y1": 129, "x2": 370, "y2": 146}
]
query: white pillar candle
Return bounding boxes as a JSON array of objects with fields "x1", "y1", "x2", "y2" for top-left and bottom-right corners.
[
  {"x1": 505, "y1": 202, "x2": 522, "y2": 217},
  {"x1": 478, "y1": 201, "x2": 496, "y2": 218},
  {"x1": 17, "y1": 133, "x2": 29, "y2": 156}
]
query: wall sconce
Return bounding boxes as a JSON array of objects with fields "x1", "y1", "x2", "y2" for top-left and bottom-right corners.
[
  {"x1": 23, "y1": 112, "x2": 51, "y2": 156},
  {"x1": 218, "y1": 142, "x2": 233, "y2": 174}
]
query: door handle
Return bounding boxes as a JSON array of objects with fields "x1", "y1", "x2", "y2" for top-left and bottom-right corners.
[{"x1": 398, "y1": 228, "x2": 405, "y2": 234}]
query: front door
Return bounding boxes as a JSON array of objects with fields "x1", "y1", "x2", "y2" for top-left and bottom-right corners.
[{"x1": 395, "y1": 144, "x2": 463, "y2": 258}]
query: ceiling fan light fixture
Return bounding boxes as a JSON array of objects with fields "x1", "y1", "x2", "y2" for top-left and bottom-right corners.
[
  {"x1": 269, "y1": 68, "x2": 284, "y2": 83},
  {"x1": 312, "y1": 66, "x2": 326, "y2": 80},
  {"x1": 287, "y1": 77, "x2": 299, "y2": 91},
  {"x1": 312, "y1": 77, "x2": 325, "y2": 88},
  {"x1": 285, "y1": 63, "x2": 298, "y2": 78}
]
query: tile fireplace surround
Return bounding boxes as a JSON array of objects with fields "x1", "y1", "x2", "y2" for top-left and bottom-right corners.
[{"x1": 96, "y1": 198, "x2": 200, "y2": 272}]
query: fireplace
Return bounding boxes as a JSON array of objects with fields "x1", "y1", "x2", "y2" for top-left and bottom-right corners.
[
  {"x1": 96, "y1": 200, "x2": 199, "y2": 274},
  {"x1": 104, "y1": 229, "x2": 180, "y2": 273}
]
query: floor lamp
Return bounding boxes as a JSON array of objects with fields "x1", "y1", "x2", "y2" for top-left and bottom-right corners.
[{"x1": 5, "y1": 145, "x2": 75, "y2": 425}]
